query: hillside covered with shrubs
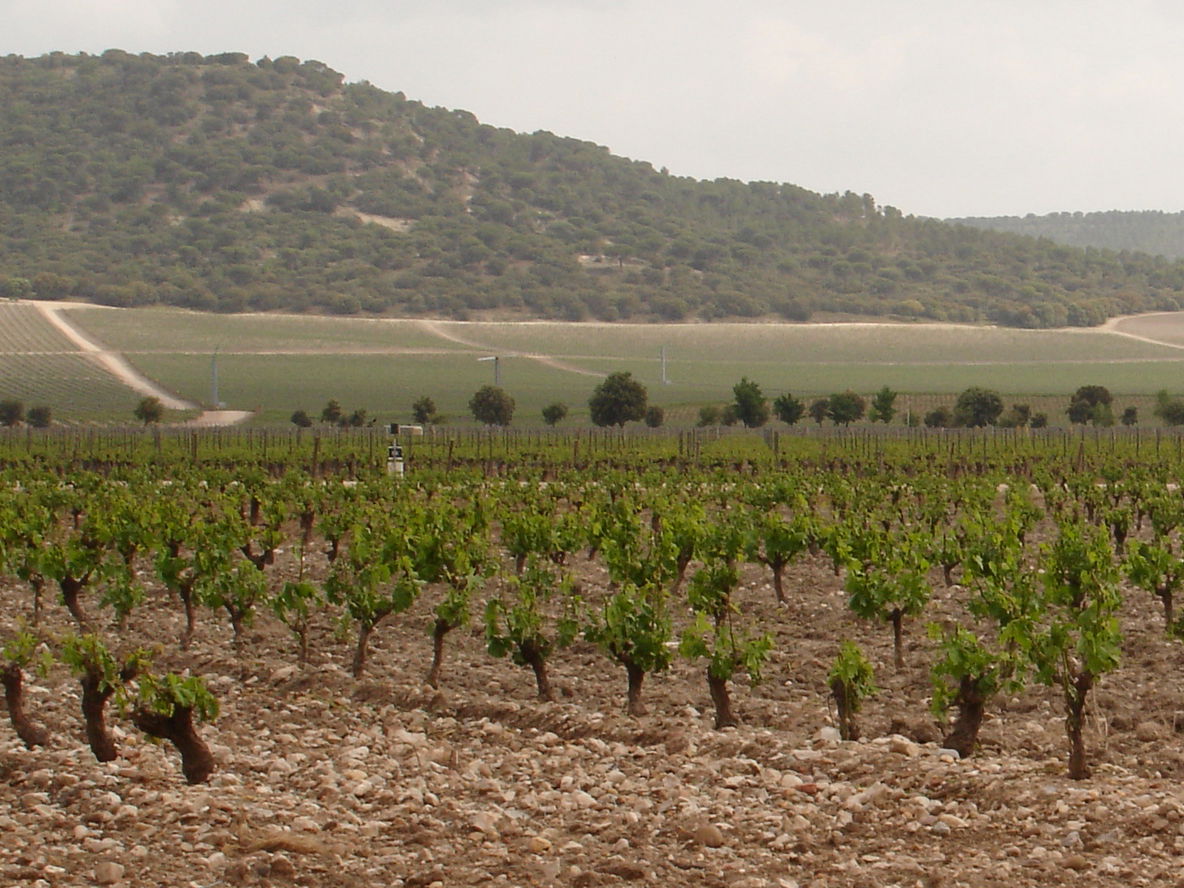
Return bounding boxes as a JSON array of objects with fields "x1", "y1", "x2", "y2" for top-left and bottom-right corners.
[{"x1": 4, "y1": 50, "x2": 1184, "y2": 327}]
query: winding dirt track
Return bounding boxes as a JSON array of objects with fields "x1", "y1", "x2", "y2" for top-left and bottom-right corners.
[
  {"x1": 1098, "y1": 312, "x2": 1184, "y2": 351},
  {"x1": 30, "y1": 302, "x2": 252, "y2": 425},
  {"x1": 418, "y1": 320, "x2": 606, "y2": 378}
]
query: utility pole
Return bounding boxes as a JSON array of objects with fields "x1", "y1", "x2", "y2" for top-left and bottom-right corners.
[
  {"x1": 210, "y1": 346, "x2": 222, "y2": 408},
  {"x1": 478, "y1": 355, "x2": 501, "y2": 386}
]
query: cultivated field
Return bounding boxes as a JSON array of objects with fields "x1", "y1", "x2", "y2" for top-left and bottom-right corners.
[
  {"x1": 4, "y1": 436, "x2": 1184, "y2": 887},
  {"x1": 7, "y1": 303, "x2": 1184, "y2": 423},
  {"x1": 0, "y1": 304, "x2": 175, "y2": 422}
]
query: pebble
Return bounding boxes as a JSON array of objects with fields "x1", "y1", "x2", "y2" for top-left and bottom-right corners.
[
  {"x1": 1135, "y1": 722, "x2": 1163, "y2": 742},
  {"x1": 693, "y1": 824, "x2": 725, "y2": 847},
  {"x1": 889, "y1": 736, "x2": 921, "y2": 757},
  {"x1": 94, "y1": 862, "x2": 125, "y2": 885}
]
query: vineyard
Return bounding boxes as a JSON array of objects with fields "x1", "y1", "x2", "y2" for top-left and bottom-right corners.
[
  {"x1": 58, "y1": 304, "x2": 1184, "y2": 425},
  {"x1": 5, "y1": 427, "x2": 1184, "y2": 886},
  {"x1": 0, "y1": 304, "x2": 147, "y2": 420}
]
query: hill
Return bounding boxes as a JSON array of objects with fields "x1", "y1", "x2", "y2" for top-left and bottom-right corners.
[
  {"x1": 4, "y1": 50, "x2": 1184, "y2": 328},
  {"x1": 950, "y1": 210, "x2": 1184, "y2": 261}
]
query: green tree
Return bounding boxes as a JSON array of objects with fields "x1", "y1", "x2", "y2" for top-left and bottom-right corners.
[
  {"x1": 924, "y1": 406, "x2": 953, "y2": 427},
  {"x1": 1121, "y1": 406, "x2": 1138, "y2": 426},
  {"x1": 469, "y1": 385, "x2": 515, "y2": 426},
  {"x1": 808, "y1": 398, "x2": 830, "y2": 425},
  {"x1": 772, "y1": 393, "x2": 804, "y2": 425},
  {"x1": 731, "y1": 377, "x2": 769, "y2": 427},
  {"x1": 644, "y1": 405, "x2": 665, "y2": 428},
  {"x1": 997, "y1": 403, "x2": 1031, "y2": 428},
  {"x1": 541, "y1": 402, "x2": 568, "y2": 426},
  {"x1": 320, "y1": 399, "x2": 344, "y2": 424},
  {"x1": 953, "y1": 387, "x2": 1003, "y2": 427},
  {"x1": 0, "y1": 399, "x2": 25, "y2": 427},
  {"x1": 868, "y1": 386, "x2": 897, "y2": 423},
  {"x1": 589, "y1": 371, "x2": 648, "y2": 427},
  {"x1": 827, "y1": 390, "x2": 866, "y2": 426},
  {"x1": 697, "y1": 405, "x2": 721, "y2": 427},
  {"x1": 134, "y1": 396, "x2": 164, "y2": 425},
  {"x1": 1154, "y1": 390, "x2": 1184, "y2": 425},
  {"x1": 289, "y1": 409, "x2": 312, "y2": 428},
  {"x1": 1067, "y1": 385, "x2": 1113, "y2": 426},
  {"x1": 412, "y1": 396, "x2": 439, "y2": 425}
]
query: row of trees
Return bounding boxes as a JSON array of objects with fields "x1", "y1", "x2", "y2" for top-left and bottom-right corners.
[
  {"x1": 0, "y1": 399, "x2": 51, "y2": 428},
  {"x1": 465, "y1": 371, "x2": 656, "y2": 428}
]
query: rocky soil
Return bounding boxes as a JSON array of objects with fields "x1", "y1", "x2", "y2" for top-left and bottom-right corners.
[{"x1": 3, "y1": 544, "x2": 1184, "y2": 888}]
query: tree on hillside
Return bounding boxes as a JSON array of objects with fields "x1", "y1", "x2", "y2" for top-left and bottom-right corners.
[
  {"x1": 0, "y1": 399, "x2": 24, "y2": 427},
  {"x1": 412, "y1": 396, "x2": 440, "y2": 425},
  {"x1": 925, "y1": 406, "x2": 953, "y2": 428},
  {"x1": 320, "y1": 399, "x2": 344, "y2": 425},
  {"x1": 541, "y1": 403, "x2": 568, "y2": 426},
  {"x1": 997, "y1": 403, "x2": 1031, "y2": 428},
  {"x1": 772, "y1": 393, "x2": 805, "y2": 426},
  {"x1": 1067, "y1": 385, "x2": 1113, "y2": 426},
  {"x1": 827, "y1": 391, "x2": 866, "y2": 426},
  {"x1": 134, "y1": 396, "x2": 164, "y2": 425},
  {"x1": 869, "y1": 386, "x2": 898, "y2": 423},
  {"x1": 697, "y1": 405, "x2": 722, "y2": 427},
  {"x1": 27, "y1": 405, "x2": 51, "y2": 428},
  {"x1": 953, "y1": 387, "x2": 1003, "y2": 427},
  {"x1": 1121, "y1": 406, "x2": 1138, "y2": 426},
  {"x1": 1154, "y1": 391, "x2": 1184, "y2": 426},
  {"x1": 290, "y1": 409, "x2": 313, "y2": 428},
  {"x1": 589, "y1": 371, "x2": 647, "y2": 427},
  {"x1": 808, "y1": 398, "x2": 830, "y2": 425},
  {"x1": 731, "y1": 377, "x2": 769, "y2": 428},
  {"x1": 644, "y1": 405, "x2": 665, "y2": 428},
  {"x1": 469, "y1": 385, "x2": 515, "y2": 426}
]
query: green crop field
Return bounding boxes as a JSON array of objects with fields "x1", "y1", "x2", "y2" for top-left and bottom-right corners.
[
  {"x1": 1, "y1": 303, "x2": 1182, "y2": 424},
  {"x1": 0, "y1": 303, "x2": 170, "y2": 421}
]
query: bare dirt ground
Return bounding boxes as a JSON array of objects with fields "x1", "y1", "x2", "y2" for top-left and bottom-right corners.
[{"x1": 3, "y1": 525, "x2": 1184, "y2": 888}]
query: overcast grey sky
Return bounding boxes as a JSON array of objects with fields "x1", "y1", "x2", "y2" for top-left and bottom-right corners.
[{"x1": 7, "y1": 0, "x2": 1184, "y2": 218}]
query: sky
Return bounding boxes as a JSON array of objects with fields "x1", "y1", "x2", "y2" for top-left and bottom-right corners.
[{"x1": 7, "y1": 0, "x2": 1184, "y2": 218}]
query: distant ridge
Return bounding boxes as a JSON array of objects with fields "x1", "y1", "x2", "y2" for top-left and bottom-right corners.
[{"x1": 950, "y1": 210, "x2": 1184, "y2": 261}]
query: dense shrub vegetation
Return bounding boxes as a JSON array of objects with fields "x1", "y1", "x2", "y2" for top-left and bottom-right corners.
[{"x1": 2, "y1": 50, "x2": 1184, "y2": 327}]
